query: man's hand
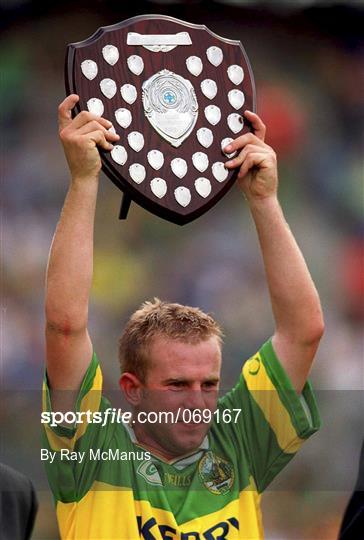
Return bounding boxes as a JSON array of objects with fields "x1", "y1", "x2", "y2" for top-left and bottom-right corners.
[
  {"x1": 58, "y1": 94, "x2": 120, "y2": 183},
  {"x1": 224, "y1": 111, "x2": 278, "y2": 202}
]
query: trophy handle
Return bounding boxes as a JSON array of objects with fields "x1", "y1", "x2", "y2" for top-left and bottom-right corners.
[{"x1": 119, "y1": 192, "x2": 132, "y2": 219}]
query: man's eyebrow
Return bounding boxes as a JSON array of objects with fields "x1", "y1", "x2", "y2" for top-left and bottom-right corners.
[
  {"x1": 162, "y1": 378, "x2": 189, "y2": 384},
  {"x1": 203, "y1": 377, "x2": 220, "y2": 384},
  {"x1": 162, "y1": 377, "x2": 220, "y2": 384}
]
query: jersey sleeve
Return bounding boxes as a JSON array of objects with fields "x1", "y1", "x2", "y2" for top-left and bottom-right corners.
[
  {"x1": 218, "y1": 338, "x2": 321, "y2": 493},
  {"x1": 42, "y1": 352, "x2": 114, "y2": 503}
]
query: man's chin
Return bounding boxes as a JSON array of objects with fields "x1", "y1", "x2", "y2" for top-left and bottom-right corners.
[
  {"x1": 169, "y1": 424, "x2": 207, "y2": 455},
  {"x1": 139, "y1": 423, "x2": 208, "y2": 459}
]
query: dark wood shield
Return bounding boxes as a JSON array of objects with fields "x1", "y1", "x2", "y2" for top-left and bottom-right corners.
[{"x1": 65, "y1": 14, "x2": 256, "y2": 225}]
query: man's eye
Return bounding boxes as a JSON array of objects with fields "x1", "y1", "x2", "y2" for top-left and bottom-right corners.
[
  {"x1": 170, "y1": 381, "x2": 185, "y2": 388},
  {"x1": 203, "y1": 382, "x2": 217, "y2": 390}
]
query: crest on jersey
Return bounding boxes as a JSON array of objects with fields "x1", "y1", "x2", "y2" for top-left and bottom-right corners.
[
  {"x1": 199, "y1": 451, "x2": 234, "y2": 495},
  {"x1": 137, "y1": 460, "x2": 163, "y2": 486}
]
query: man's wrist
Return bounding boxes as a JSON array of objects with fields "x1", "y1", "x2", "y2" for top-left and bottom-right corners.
[
  {"x1": 246, "y1": 194, "x2": 280, "y2": 214},
  {"x1": 70, "y1": 174, "x2": 100, "y2": 187}
]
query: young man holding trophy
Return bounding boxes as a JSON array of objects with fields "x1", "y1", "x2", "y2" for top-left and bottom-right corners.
[{"x1": 42, "y1": 91, "x2": 323, "y2": 539}]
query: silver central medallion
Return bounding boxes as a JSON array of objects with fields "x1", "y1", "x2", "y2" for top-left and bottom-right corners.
[{"x1": 142, "y1": 69, "x2": 198, "y2": 147}]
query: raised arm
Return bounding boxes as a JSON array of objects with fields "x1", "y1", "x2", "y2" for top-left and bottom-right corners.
[
  {"x1": 225, "y1": 112, "x2": 324, "y2": 392},
  {"x1": 45, "y1": 94, "x2": 119, "y2": 393}
]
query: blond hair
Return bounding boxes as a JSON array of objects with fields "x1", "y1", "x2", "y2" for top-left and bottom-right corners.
[{"x1": 119, "y1": 298, "x2": 223, "y2": 381}]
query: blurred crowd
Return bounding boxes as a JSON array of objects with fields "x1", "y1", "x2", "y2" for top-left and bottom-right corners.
[{"x1": 1, "y1": 1, "x2": 363, "y2": 538}]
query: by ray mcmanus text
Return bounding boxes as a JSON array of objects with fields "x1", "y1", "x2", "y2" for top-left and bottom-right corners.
[{"x1": 40, "y1": 448, "x2": 151, "y2": 464}]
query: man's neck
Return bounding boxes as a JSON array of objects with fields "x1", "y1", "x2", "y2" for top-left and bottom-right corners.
[
  {"x1": 131, "y1": 423, "x2": 202, "y2": 463},
  {"x1": 132, "y1": 423, "x2": 180, "y2": 461}
]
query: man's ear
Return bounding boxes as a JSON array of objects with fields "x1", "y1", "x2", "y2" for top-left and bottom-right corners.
[{"x1": 119, "y1": 372, "x2": 143, "y2": 405}]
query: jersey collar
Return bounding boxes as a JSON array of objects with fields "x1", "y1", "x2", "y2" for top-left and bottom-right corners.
[{"x1": 124, "y1": 423, "x2": 209, "y2": 467}]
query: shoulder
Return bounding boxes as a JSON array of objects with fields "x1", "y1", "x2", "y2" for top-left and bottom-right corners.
[
  {"x1": 0, "y1": 463, "x2": 33, "y2": 493},
  {"x1": 0, "y1": 463, "x2": 38, "y2": 539}
]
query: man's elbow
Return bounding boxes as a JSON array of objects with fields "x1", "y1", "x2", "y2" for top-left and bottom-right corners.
[
  {"x1": 45, "y1": 308, "x2": 88, "y2": 336},
  {"x1": 302, "y1": 313, "x2": 325, "y2": 346}
]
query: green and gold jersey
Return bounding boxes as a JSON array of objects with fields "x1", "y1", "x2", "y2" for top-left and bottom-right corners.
[{"x1": 42, "y1": 339, "x2": 321, "y2": 539}]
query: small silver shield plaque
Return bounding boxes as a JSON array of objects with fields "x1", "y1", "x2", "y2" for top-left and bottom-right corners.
[{"x1": 142, "y1": 69, "x2": 198, "y2": 148}]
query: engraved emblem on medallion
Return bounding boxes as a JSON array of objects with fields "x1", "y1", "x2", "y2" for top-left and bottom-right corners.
[
  {"x1": 111, "y1": 145, "x2": 128, "y2": 165},
  {"x1": 151, "y1": 178, "x2": 167, "y2": 198},
  {"x1": 171, "y1": 158, "x2": 188, "y2": 179},
  {"x1": 212, "y1": 162, "x2": 229, "y2": 182},
  {"x1": 192, "y1": 152, "x2": 209, "y2": 172},
  {"x1": 195, "y1": 177, "x2": 211, "y2": 198},
  {"x1": 227, "y1": 113, "x2": 244, "y2": 134},
  {"x1": 115, "y1": 108, "x2": 132, "y2": 128},
  {"x1": 127, "y1": 132, "x2": 144, "y2": 152},
  {"x1": 81, "y1": 59, "x2": 98, "y2": 80},
  {"x1": 87, "y1": 98, "x2": 104, "y2": 116},
  {"x1": 142, "y1": 69, "x2": 199, "y2": 147},
  {"x1": 100, "y1": 78, "x2": 117, "y2": 99},
  {"x1": 120, "y1": 84, "x2": 137, "y2": 104},
  {"x1": 186, "y1": 56, "x2": 203, "y2": 77},
  {"x1": 227, "y1": 64, "x2": 244, "y2": 85},
  {"x1": 102, "y1": 44, "x2": 119, "y2": 66},
  {"x1": 221, "y1": 137, "x2": 237, "y2": 158},
  {"x1": 129, "y1": 163, "x2": 146, "y2": 184},
  {"x1": 127, "y1": 55, "x2": 144, "y2": 75},
  {"x1": 174, "y1": 186, "x2": 191, "y2": 207}
]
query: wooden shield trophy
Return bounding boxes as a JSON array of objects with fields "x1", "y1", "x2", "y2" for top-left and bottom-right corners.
[{"x1": 65, "y1": 15, "x2": 256, "y2": 225}]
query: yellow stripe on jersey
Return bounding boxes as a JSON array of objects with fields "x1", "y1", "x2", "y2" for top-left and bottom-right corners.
[
  {"x1": 43, "y1": 364, "x2": 102, "y2": 452},
  {"x1": 243, "y1": 353, "x2": 304, "y2": 454},
  {"x1": 56, "y1": 478, "x2": 263, "y2": 539},
  {"x1": 180, "y1": 478, "x2": 263, "y2": 540}
]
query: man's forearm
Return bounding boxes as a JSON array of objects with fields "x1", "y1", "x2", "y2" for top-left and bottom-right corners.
[
  {"x1": 45, "y1": 178, "x2": 98, "y2": 333},
  {"x1": 224, "y1": 111, "x2": 323, "y2": 390},
  {"x1": 249, "y1": 195, "x2": 324, "y2": 345},
  {"x1": 45, "y1": 95, "x2": 118, "y2": 392}
]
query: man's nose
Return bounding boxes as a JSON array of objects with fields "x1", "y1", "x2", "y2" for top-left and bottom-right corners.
[{"x1": 183, "y1": 387, "x2": 206, "y2": 412}]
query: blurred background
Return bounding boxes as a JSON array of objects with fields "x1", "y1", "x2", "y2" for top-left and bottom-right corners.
[{"x1": 1, "y1": 0, "x2": 363, "y2": 538}]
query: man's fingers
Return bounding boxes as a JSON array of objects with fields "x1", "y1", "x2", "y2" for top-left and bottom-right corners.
[
  {"x1": 58, "y1": 94, "x2": 80, "y2": 131},
  {"x1": 237, "y1": 153, "x2": 267, "y2": 180},
  {"x1": 72, "y1": 111, "x2": 113, "y2": 130},
  {"x1": 243, "y1": 110, "x2": 266, "y2": 141},
  {"x1": 58, "y1": 95, "x2": 113, "y2": 134},
  {"x1": 223, "y1": 131, "x2": 266, "y2": 155},
  {"x1": 225, "y1": 144, "x2": 270, "y2": 169},
  {"x1": 77, "y1": 120, "x2": 120, "y2": 141},
  {"x1": 87, "y1": 130, "x2": 114, "y2": 151}
]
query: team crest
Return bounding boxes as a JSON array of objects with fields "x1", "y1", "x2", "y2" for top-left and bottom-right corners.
[
  {"x1": 199, "y1": 451, "x2": 234, "y2": 495},
  {"x1": 65, "y1": 15, "x2": 255, "y2": 224},
  {"x1": 137, "y1": 460, "x2": 163, "y2": 486}
]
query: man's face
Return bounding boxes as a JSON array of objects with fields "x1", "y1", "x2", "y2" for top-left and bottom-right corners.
[{"x1": 135, "y1": 335, "x2": 221, "y2": 459}]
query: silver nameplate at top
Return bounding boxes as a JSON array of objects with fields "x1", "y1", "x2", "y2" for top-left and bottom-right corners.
[
  {"x1": 127, "y1": 32, "x2": 192, "y2": 45},
  {"x1": 127, "y1": 32, "x2": 192, "y2": 52}
]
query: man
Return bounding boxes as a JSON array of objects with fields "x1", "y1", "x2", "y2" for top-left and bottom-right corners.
[
  {"x1": 42, "y1": 94, "x2": 324, "y2": 539},
  {"x1": 0, "y1": 462, "x2": 38, "y2": 540}
]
